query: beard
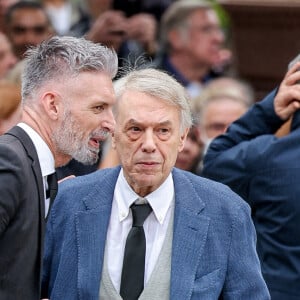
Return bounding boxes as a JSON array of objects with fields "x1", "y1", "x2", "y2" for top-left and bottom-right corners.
[{"x1": 52, "y1": 109, "x2": 107, "y2": 165}]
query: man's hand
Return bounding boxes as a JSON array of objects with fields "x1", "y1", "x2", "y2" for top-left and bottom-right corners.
[
  {"x1": 85, "y1": 10, "x2": 127, "y2": 51},
  {"x1": 274, "y1": 61, "x2": 300, "y2": 120},
  {"x1": 58, "y1": 175, "x2": 75, "y2": 183},
  {"x1": 127, "y1": 13, "x2": 157, "y2": 55}
]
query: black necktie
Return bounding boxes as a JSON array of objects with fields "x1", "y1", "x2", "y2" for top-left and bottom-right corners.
[
  {"x1": 46, "y1": 172, "x2": 58, "y2": 203},
  {"x1": 120, "y1": 203, "x2": 152, "y2": 300}
]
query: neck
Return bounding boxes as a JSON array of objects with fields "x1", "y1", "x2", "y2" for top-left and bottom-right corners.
[
  {"x1": 22, "y1": 107, "x2": 71, "y2": 168},
  {"x1": 169, "y1": 53, "x2": 209, "y2": 82}
]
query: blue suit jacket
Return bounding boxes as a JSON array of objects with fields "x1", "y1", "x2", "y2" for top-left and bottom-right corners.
[
  {"x1": 42, "y1": 167, "x2": 269, "y2": 299},
  {"x1": 203, "y1": 90, "x2": 300, "y2": 299}
]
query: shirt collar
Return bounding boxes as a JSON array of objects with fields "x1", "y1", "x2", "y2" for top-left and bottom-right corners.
[
  {"x1": 17, "y1": 122, "x2": 55, "y2": 177},
  {"x1": 115, "y1": 168, "x2": 174, "y2": 225}
]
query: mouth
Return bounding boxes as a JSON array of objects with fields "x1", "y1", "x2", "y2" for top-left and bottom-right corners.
[
  {"x1": 89, "y1": 137, "x2": 101, "y2": 149},
  {"x1": 89, "y1": 131, "x2": 109, "y2": 148},
  {"x1": 137, "y1": 161, "x2": 160, "y2": 167}
]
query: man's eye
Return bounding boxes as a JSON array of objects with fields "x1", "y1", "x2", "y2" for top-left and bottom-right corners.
[
  {"x1": 158, "y1": 128, "x2": 169, "y2": 134},
  {"x1": 95, "y1": 105, "x2": 104, "y2": 112},
  {"x1": 130, "y1": 127, "x2": 141, "y2": 132}
]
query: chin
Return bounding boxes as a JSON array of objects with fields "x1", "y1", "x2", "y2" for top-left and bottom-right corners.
[{"x1": 133, "y1": 173, "x2": 154, "y2": 183}]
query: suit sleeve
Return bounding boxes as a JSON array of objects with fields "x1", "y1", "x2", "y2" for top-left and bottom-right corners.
[
  {"x1": 202, "y1": 89, "x2": 284, "y2": 200},
  {"x1": 222, "y1": 201, "x2": 270, "y2": 299},
  {"x1": 0, "y1": 143, "x2": 23, "y2": 235}
]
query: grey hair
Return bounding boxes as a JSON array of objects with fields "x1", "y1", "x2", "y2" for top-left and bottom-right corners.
[
  {"x1": 113, "y1": 68, "x2": 193, "y2": 133},
  {"x1": 160, "y1": 0, "x2": 212, "y2": 51},
  {"x1": 22, "y1": 36, "x2": 118, "y2": 102}
]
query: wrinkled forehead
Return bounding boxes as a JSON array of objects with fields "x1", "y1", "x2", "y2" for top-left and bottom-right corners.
[
  {"x1": 116, "y1": 91, "x2": 181, "y2": 125},
  {"x1": 116, "y1": 89, "x2": 179, "y2": 112}
]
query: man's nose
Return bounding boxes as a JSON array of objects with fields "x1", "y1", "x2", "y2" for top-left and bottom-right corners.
[
  {"x1": 141, "y1": 130, "x2": 156, "y2": 153},
  {"x1": 101, "y1": 107, "x2": 116, "y2": 133}
]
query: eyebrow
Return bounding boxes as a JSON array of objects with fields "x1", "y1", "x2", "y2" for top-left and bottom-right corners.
[{"x1": 126, "y1": 119, "x2": 173, "y2": 127}]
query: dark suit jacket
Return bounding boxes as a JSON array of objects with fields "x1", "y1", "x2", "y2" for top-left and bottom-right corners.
[
  {"x1": 203, "y1": 90, "x2": 300, "y2": 299},
  {"x1": 42, "y1": 167, "x2": 270, "y2": 299},
  {"x1": 0, "y1": 126, "x2": 45, "y2": 299}
]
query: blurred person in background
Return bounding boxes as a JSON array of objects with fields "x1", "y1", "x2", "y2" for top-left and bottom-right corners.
[
  {"x1": 0, "y1": 80, "x2": 21, "y2": 134},
  {"x1": 174, "y1": 125, "x2": 204, "y2": 173},
  {"x1": 4, "y1": 1, "x2": 53, "y2": 60},
  {"x1": 0, "y1": 32, "x2": 17, "y2": 79},
  {"x1": 4, "y1": 1, "x2": 54, "y2": 87},
  {"x1": 72, "y1": 0, "x2": 115, "y2": 36},
  {"x1": 111, "y1": 0, "x2": 172, "y2": 58},
  {"x1": 76, "y1": 0, "x2": 158, "y2": 67},
  {"x1": 175, "y1": 76, "x2": 254, "y2": 174},
  {"x1": 40, "y1": 0, "x2": 87, "y2": 36},
  {"x1": 194, "y1": 76, "x2": 254, "y2": 154},
  {"x1": 153, "y1": 0, "x2": 231, "y2": 98}
]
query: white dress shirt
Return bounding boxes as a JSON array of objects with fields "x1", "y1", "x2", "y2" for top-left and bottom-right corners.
[
  {"x1": 18, "y1": 123, "x2": 55, "y2": 217},
  {"x1": 106, "y1": 168, "x2": 175, "y2": 292}
]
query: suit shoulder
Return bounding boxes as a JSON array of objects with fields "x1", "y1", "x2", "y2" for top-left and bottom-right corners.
[
  {"x1": 174, "y1": 168, "x2": 232, "y2": 193},
  {"x1": 53, "y1": 167, "x2": 119, "y2": 210},
  {"x1": 58, "y1": 167, "x2": 118, "y2": 191},
  {"x1": 173, "y1": 168, "x2": 250, "y2": 213},
  {"x1": 0, "y1": 136, "x2": 28, "y2": 169},
  {"x1": 0, "y1": 133, "x2": 22, "y2": 150}
]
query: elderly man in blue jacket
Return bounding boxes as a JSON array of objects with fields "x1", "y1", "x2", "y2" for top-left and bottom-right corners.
[{"x1": 42, "y1": 68, "x2": 269, "y2": 300}]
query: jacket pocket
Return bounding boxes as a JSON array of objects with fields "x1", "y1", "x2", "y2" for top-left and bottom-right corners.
[{"x1": 192, "y1": 269, "x2": 222, "y2": 299}]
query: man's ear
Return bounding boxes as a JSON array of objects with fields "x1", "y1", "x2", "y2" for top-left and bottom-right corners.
[
  {"x1": 178, "y1": 127, "x2": 189, "y2": 152},
  {"x1": 41, "y1": 92, "x2": 59, "y2": 120}
]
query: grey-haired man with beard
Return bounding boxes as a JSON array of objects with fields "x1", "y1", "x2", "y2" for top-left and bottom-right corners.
[{"x1": 0, "y1": 35, "x2": 118, "y2": 299}]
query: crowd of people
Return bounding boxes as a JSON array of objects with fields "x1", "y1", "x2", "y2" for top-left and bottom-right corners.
[{"x1": 0, "y1": 0, "x2": 300, "y2": 299}]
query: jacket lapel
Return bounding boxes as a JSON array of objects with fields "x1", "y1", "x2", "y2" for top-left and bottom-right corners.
[
  {"x1": 76, "y1": 207, "x2": 112, "y2": 300},
  {"x1": 75, "y1": 168, "x2": 120, "y2": 300},
  {"x1": 170, "y1": 169, "x2": 210, "y2": 300},
  {"x1": 6, "y1": 126, "x2": 45, "y2": 216},
  {"x1": 6, "y1": 126, "x2": 45, "y2": 295}
]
